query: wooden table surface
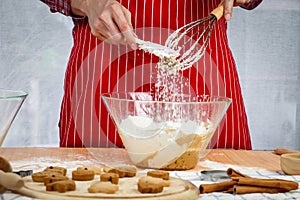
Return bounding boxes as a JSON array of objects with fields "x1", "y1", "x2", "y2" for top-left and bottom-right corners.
[{"x1": 0, "y1": 148, "x2": 281, "y2": 172}]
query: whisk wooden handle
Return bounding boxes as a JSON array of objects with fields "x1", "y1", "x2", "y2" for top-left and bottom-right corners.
[{"x1": 210, "y1": 4, "x2": 224, "y2": 21}]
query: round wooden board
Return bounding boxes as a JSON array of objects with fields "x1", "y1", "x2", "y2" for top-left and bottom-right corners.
[{"x1": 15, "y1": 173, "x2": 199, "y2": 200}]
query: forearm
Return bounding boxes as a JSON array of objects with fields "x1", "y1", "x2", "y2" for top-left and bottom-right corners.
[
  {"x1": 240, "y1": 0, "x2": 263, "y2": 10},
  {"x1": 40, "y1": 0, "x2": 72, "y2": 16},
  {"x1": 70, "y1": 0, "x2": 87, "y2": 16},
  {"x1": 40, "y1": 0, "x2": 86, "y2": 19}
]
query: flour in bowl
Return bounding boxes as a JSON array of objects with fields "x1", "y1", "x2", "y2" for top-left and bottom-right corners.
[{"x1": 118, "y1": 116, "x2": 213, "y2": 169}]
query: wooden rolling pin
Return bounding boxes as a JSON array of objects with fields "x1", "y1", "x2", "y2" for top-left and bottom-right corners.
[
  {"x1": 0, "y1": 170, "x2": 24, "y2": 190},
  {"x1": 0, "y1": 156, "x2": 24, "y2": 194},
  {"x1": 274, "y1": 148, "x2": 300, "y2": 155}
]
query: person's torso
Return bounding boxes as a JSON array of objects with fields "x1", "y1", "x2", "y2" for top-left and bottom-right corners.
[{"x1": 60, "y1": 0, "x2": 251, "y2": 150}]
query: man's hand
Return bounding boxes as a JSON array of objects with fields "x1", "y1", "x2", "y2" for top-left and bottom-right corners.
[
  {"x1": 71, "y1": 0, "x2": 138, "y2": 49},
  {"x1": 223, "y1": 0, "x2": 252, "y2": 20}
]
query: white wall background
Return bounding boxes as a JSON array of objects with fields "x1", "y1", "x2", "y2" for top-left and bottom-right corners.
[{"x1": 1, "y1": 0, "x2": 299, "y2": 150}]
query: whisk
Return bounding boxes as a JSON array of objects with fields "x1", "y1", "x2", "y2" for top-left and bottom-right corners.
[{"x1": 164, "y1": 4, "x2": 224, "y2": 71}]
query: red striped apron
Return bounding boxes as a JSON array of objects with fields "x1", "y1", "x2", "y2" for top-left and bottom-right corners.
[{"x1": 59, "y1": 0, "x2": 252, "y2": 149}]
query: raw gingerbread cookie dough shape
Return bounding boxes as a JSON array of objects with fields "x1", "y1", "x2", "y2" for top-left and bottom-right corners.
[{"x1": 16, "y1": 172, "x2": 199, "y2": 199}]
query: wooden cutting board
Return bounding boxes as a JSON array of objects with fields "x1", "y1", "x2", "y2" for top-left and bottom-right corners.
[{"x1": 15, "y1": 172, "x2": 199, "y2": 200}]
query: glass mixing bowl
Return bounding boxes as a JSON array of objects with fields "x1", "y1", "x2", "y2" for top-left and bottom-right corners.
[
  {"x1": 0, "y1": 89, "x2": 27, "y2": 146},
  {"x1": 101, "y1": 92, "x2": 231, "y2": 170}
]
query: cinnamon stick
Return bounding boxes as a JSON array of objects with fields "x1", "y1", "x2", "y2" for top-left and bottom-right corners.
[
  {"x1": 199, "y1": 181, "x2": 236, "y2": 194},
  {"x1": 200, "y1": 168, "x2": 299, "y2": 195},
  {"x1": 226, "y1": 168, "x2": 249, "y2": 178},
  {"x1": 233, "y1": 185, "x2": 289, "y2": 194},
  {"x1": 232, "y1": 177, "x2": 299, "y2": 191}
]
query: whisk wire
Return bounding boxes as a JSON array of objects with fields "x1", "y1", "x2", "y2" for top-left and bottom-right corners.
[
  {"x1": 165, "y1": 16, "x2": 211, "y2": 50},
  {"x1": 166, "y1": 15, "x2": 217, "y2": 70},
  {"x1": 179, "y1": 22, "x2": 212, "y2": 62},
  {"x1": 163, "y1": 4, "x2": 223, "y2": 71}
]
